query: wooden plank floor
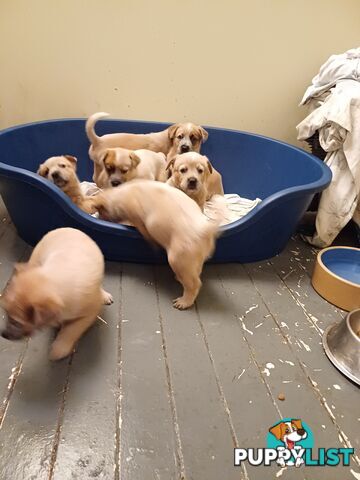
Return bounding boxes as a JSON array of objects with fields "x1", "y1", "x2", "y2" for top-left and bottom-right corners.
[{"x1": 0, "y1": 199, "x2": 359, "y2": 480}]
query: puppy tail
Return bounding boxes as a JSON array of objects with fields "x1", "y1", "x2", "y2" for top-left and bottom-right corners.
[{"x1": 86, "y1": 112, "x2": 110, "y2": 146}]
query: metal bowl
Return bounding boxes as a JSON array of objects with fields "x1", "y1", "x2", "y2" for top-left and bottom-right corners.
[{"x1": 323, "y1": 309, "x2": 360, "y2": 385}]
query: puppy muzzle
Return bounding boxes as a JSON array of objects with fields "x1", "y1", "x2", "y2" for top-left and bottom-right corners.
[
  {"x1": 187, "y1": 177, "x2": 198, "y2": 190},
  {"x1": 180, "y1": 144, "x2": 191, "y2": 153},
  {"x1": 111, "y1": 179, "x2": 122, "y2": 187},
  {"x1": 1, "y1": 318, "x2": 28, "y2": 341},
  {"x1": 52, "y1": 171, "x2": 67, "y2": 187}
]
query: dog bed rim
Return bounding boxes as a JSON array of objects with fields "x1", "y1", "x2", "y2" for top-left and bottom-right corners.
[{"x1": 0, "y1": 118, "x2": 332, "y2": 238}]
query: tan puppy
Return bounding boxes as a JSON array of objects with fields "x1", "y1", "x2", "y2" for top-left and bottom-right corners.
[
  {"x1": 166, "y1": 122, "x2": 208, "y2": 159},
  {"x1": 167, "y1": 152, "x2": 224, "y2": 208},
  {"x1": 91, "y1": 180, "x2": 219, "y2": 309},
  {"x1": 96, "y1": 148, "x2": 166, "y2": 188},
  {"x1": 86, "y1": 112, "x2": 208, "y2": 181},
  {"x1": 0, "y1": 228, "x2": 113, "y2": 361},
  {"x1": 37, "y1": 155, "x2": 96, "y2": 214}
]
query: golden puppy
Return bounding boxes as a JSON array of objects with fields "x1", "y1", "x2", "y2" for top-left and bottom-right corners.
[
  {"x1": 166, "y1": 152, "x2": 224, "y2": 208},
  {"x1": 96, "y1": 148, "x2": 166, "y2": 189},
  {"x1": 166, "y1": 122, "x2": 208, "y2": 159},
  {"x1": 37, "y1": 155, "x2": 96, "y2": 214},
  {"x1": 86, "y1": 112, "x2": 208, "y2": 181},
  {"x1": 0, "y1": 228, "x2": 113, "y2": 360},
  {"x1": 91, "y1": 180, "x2": 219, "y2": 309}
]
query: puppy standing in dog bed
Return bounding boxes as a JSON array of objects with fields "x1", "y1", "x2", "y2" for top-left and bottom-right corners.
[
  {"x1": 166, "y1": 152, "x2": 224, "y2": 210},
  {"x1": 97, "y1": 148, "x2": 166, "y2": 188},
  {"x1": 91, "y1": 180, "x2": 220, "y2": 309},
  {"x1": 86, "y1": 112, "x2": 209, "y2": 186}
]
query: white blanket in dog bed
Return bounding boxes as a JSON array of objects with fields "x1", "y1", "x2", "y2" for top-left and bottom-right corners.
[{"x1": 80, "y1": 182, "x2": 261, "y2": 226}]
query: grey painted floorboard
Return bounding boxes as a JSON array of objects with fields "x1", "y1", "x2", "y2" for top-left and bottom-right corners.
[
  {"x1": 119, "y1": 264, "x2": 178, "y2": 480},
  {"x1": 52, "y1": 262, "x2": 121, "y2": 480},
  {"x1": 154, "y1": 265, "x2": 242, "y2": 480},
  {"x1": 0, "y1": 212, "x2": 358, "y2": 480}
]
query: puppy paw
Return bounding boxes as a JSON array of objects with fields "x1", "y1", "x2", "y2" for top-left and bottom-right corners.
[
  {"x1": 172, "y1": 297, "x2": 193, "y2": 310},
  {"x1": 102, "y1": 289, "x2": 114, "y2": 305},
  {"x1": 49, "y1": 341, "x2": 74, "y2": 361}
]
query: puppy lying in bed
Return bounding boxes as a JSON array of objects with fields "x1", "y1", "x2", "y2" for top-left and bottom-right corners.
[
  {"x1": 0, "y1": 228, "x2": 113, "y2": 360},
  {"x1": 166, "y1": 152, "x2": 224, "y2": 210},
  {"x1": 96, "y1": 148, "x2": 166, "y2": 188},
  {"x1": 91, "y1": 180, "x2": 220, "y2": 309},
  {"x1": 86, "y1": 112, "x2": 209, "y2": 183},
  {"x1": 37, "y1": 155, "x2": 96, "y2": 214}
]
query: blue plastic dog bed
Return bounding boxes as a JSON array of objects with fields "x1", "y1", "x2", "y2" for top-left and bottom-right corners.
[{"x1": 0, "y1": 119, "x2": 331, "y2": 263}]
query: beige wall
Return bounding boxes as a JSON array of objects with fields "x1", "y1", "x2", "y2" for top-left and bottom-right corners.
[{"x1": 0, "y1": 0, "x2": 359, "y2": 144}]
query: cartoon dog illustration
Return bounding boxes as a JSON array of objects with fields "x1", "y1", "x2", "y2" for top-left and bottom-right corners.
[{"x1": 269, "y1": 419, "x2": 307, "y2": 467}]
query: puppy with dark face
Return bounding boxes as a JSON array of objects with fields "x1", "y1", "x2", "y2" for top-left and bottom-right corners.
[
  {"x1": 166, "y1": 123, "x2": 208, "y2": 159},
  {"x1": 0, "y1": 228, "x2": 113, "y2": 360},
  {"x1": 37, "y1": 155, "x2": 96, "y2": 214},
  {"x1": 167, "y1": 152, "x2": 224, "y2": 208},
  {"x1": 166, "y1": 152, "x2": 212, "y2": 210},
  {"x1": 96, "y1": 148, "x2": 166, "y2": 189}
]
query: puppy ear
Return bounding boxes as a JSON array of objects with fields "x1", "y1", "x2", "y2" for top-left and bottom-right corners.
[
  {"x1": 168, "y1": 123, "x2": 180, "y2": 140},
  {"x1": 129, "y1": 152, "x2": 141, "y2": 168},
  {"x1": 204, "y1": 156, "x2": 213, "y2": 174},
  {"x1": 165, "y1": 156, "x2": 176, "y2": 171},
  {"x1": 37, "y1": 164, "x2": 49, "y2": 177},
  {"x1": 64, "y1": 155, "x2": 77, "y2": 170},
  {"x1": 199, "y1": 126, "x2": 209, "y2": 143},
  {"x1": 103, "y1": 149, "x2": 115, "y2": 167},
  {"x1": 269, "y1": 423, "x2": 283, "y2": 440},
  {"x1": 292, "y1": 419, "x2": 302, "y2": 430}
]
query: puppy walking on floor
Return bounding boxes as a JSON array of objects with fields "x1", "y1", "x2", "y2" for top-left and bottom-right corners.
[
  {"x1": 91, "y1": 180, "x2": 220, "y2": 309},
  {"x1": 0, "y1": 228, "x2": 113, "y2": 360}
]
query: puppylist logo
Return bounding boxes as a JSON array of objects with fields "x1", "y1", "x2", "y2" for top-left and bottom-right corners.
[{"x1": 234, "y1": 418, "x2": 354, "y2": 468}]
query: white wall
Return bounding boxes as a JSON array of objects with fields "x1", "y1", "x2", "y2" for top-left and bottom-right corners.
[{"x1": 0, "y1": 0, "x2": 359, "y2": 144}]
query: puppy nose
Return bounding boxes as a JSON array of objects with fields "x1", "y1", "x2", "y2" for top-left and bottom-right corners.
[
  {"x1": 297, "y1": 428, "x2": 305, "y2": 436},
  {"x1": 188, "y1": 177, "x2": 197, "y2": 185},
  {"x1": 52, "y1": 171, "x2": 60, "y2": 180},
  {"x1": 111, "y1": 180, "x2": 121, "y2": 187},
  {"x1": 181, "y1": 144, "x2": 190, "y2": 153}
]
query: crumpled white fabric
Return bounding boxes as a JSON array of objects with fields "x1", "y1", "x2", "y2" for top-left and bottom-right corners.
[
  {"x1": 301, "y1": 47, "x2": 360, "y2": 105},
  {"x1": 204, "y1": 194, "x2": 261, "y2": 225},
  {"x1": 297, "y1": 79, "x2": 360, "y2": 247}
]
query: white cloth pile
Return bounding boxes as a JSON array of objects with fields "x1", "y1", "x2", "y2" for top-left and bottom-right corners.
[
  {"x1": 80, "y1": 182, "x2": 261, "y2": 226},
  {"x1": 204, "y1": 194, "x2": 261, "y2": 225},
  {"x1": 297, "y1": 47, "x2": 360, "y2": 247}
]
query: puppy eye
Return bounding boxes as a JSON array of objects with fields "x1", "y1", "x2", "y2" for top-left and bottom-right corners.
[
  {"x1": 106, "y1": 165, "x2": 115, "y2": 174},
  {"x1": 190, "y1": 135, "x2": 197, "y2": 143},
  {"x1": 43, "y1": 168, "x2": 49, "y2": 177},
  {"x1": 285, "y1": 428, "x2": 290, "y2": 434},
  {"x1": 180, "y1": 167, "x2": 187, "y2": 174},
  {"x1": 197, "y1": 167, "x2": 204, "y2": 174},
  {"x1": 177, "y1": 134, "x2": 184, "y2": 140},
  {"x1": 121, "y1": 168, "x2": 128, "y2": 174},
  {"x1": 59, "y1": 163, "x2": 66, "y2": 168}
]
